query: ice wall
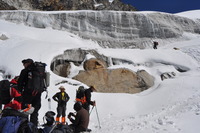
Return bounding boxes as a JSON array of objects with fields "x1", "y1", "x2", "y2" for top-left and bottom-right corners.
[{"x1": 0, "y1": 10, "x2": 199, "y2": 48}]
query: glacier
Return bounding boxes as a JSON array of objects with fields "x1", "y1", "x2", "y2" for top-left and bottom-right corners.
[{"x1": 0, "y1": 10, "x2": 200, "y2": 48}]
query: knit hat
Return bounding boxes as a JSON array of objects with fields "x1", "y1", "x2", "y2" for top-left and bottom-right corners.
[
  {"x1": 22, "y1": 58, "x2": 33, "y2": 64},
  {"x1": 73, "y1": 102, "x2": 82, "y2": 111}
]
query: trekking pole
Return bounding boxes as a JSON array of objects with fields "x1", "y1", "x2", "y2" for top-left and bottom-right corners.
[
  {"x1": 89, "y1": 106, "x2": 95, "y2": 115},
  {"x1": 48, "y1": 98, "x2": 51, "y2": 111},
  {"x1": 49, "y1": 123, "x2": 57, "y2": 133},
  {"x1": 95, "y1": 105, "x2": 101, "y2": 129}
]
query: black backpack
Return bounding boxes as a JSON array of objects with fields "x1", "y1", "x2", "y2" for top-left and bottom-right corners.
[
  {"x1": 17, "y1": 119, "x2": 39, "y2": 133},
  {"x1": 41, "y1": 124, "x2": 73, "y2": 133},
  {"x1": 76, "y1": 86, "x2": 87, "y2": 104},
  {"x1": 27, "y1": 62, "x2": 50, "y2": 95},
  {"x1": 76, "y1": 86, "x2": 85, "y2": 98},
  {"x1": 0, "y1": 80, "x2": 11, "y2": 104}
]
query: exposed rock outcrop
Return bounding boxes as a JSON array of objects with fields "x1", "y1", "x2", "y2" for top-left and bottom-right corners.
[
  {"x1": 83, "y1": 58, "x2": 107, "y2": 71},
  {"x1": 51, "y1": 49, "x2": 110, "y2": 75},
  {"x1": 73, "y1": 68, "x2": 154, "y2": 93},
  {"x1": 1, "y1": 0, "x2": 136, "y2": 11},
  {"x1": 50, "y1": 48, "x2": 135, "y2": 77},
  {"x1": 94, "y1": 0, "x2": 136, "y2": 11},
  {"x1": 161, "y1": 72, "x2": 176, "y2": 81},
  {"x1": 0, "y1": 0, "x2": 16, "y2": 10},
  {"x1": 50, "y1": 48, "x2": 154, "y2": 93},
  {"x1": 53, "y1": 63, "x2": 71, "y2": 77},
  {"x1": 137, "y1": 70, "x2": 154, "y2": 88}
]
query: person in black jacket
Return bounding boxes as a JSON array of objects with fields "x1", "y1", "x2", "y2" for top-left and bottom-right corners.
[
  {"x1": 52, "y1": 86, "x2": 70, "y2": 124},
  {"x1": 83, "y1": 86, "x2": 96, "y2": 112},
  {"x1": 153, "y1": 41, "x2": 159, "y2": 49},
  {"x1": 18, "y1": 58, "x2": 41, "y2": 126},
  {"x1": 0, "y1": 101, "x2": 2, "y2": 113}
]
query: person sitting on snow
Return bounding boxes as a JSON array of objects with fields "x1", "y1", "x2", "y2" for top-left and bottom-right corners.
[{"x1": 68, "y1": 102, "x2": 90, "y2": 133}]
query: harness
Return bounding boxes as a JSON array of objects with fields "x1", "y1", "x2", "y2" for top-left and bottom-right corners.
[{"x1": 76, "y1": 96, "x2": 87, "y2": 104}]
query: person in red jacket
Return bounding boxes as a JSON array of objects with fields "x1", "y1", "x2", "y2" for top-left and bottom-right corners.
[{"x1": 4, "y1": 77, "x2": 22, "y2": 110}]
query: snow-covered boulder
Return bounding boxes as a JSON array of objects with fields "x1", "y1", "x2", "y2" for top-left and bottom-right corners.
[{"x1": 0, "y1": 34, "x2": 9, "y2": 40}]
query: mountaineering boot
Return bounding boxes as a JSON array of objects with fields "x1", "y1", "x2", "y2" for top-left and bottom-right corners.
[
  {"x1": 80, "y1": 128, "x2": 92, "y2": 133},
  {"x1": 61, "y1": 117, "x2": 66, "y2": 125},
  {"x1": 56, "y1": 117, "x2": 60, "y2": 124}
]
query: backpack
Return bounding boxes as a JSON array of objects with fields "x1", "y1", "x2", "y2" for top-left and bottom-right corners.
[
  {"x1": 0, "y1": 116, "x2": 22, "y2": 133},
  {"x1": 0, "y1": 80, "x2": 12, "y2": 104},
  {"x1": 41, "y1": 123, "x2": 73, "y2": 133},
  {"x1": 17, "y1": 119, "x2": 39, "y2": 133},
  {"x1": 43, "y1": 111, "x2": 56, "y2": 126},
  {"x1": 76, "y1": 86, "x2": 87, "y2": 104},
  {"x1": 27, "y1": 62, "x2": 50, "y2": 95},
  {"x1": 0, "y1": 108, "x2": 39, "y2": 133},
  {"x1": 0, "y1": 80, "x2": 22, "y2": 108}
]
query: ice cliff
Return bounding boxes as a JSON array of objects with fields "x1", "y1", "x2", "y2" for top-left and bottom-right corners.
[{"x1": 0, "y1": 10, "x2": 200, "y2": 48}]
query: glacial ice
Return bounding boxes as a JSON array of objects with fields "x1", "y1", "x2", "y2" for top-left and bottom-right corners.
[{"x1": 0, "y1": 10, "x2": 199, "y2": 48}]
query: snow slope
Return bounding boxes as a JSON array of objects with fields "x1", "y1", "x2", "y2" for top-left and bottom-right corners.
[
  {"x1": 175, "y1": 10, "x2": 200, "y2": 20},
  {"x1": 1, "y1": 10, "x2": 200, "y2": 133}
]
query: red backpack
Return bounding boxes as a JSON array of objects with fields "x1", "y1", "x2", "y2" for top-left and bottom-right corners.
[{"x1": 0, "y1": 79, "x2": 22, "y2": 110}]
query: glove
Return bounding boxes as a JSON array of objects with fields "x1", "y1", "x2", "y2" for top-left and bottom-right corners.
[
  {"x1": 25, "y1": 107, "x2": 35, "y2": 115},
  {"x1": 68, "y1": 112, "x2": 73, "y2": 119},
  {"x1": 92, "y1": 101, "x2": 96, "y2": 106},
  {"x1": 22, "y1": 105, "x2": 35, "y2": 115}
]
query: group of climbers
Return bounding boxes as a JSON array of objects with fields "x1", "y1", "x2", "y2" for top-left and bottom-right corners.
[
  {"x1": 0, "y1": 58, "x2": 97, "y2": 133},
  {"x1": 0, "y1": 58, "x2": 38, "y2": 117},
  {"x1": 0, "y1": 58, "x2": 45, "y2": 132},
  {"x1": 51, "y1": 85, "x2": 96, "y2": 132}
]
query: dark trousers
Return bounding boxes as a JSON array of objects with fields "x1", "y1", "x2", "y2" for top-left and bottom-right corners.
[
  {"x1": 56, "y1": 104, "x2": 66, "y2": 117},
  {"x1": 69, "y1": 124, "x2": 86, "y2": 133},
  {"x1": 22, "y1": 92, "x2": 41, "y2": 126}
]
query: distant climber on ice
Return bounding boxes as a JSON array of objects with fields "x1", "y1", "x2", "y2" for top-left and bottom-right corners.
[{"x1": 153, "y1": 41, "x2": 159, "y2": 49}]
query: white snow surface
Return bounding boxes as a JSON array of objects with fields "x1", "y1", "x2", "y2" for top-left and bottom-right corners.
[
  {"x1": 0, "y1": 10, "x2": 200, "y2": 133},
  {"x1": 175, "y1": 10, "x2": 200, "y2": 20}
]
